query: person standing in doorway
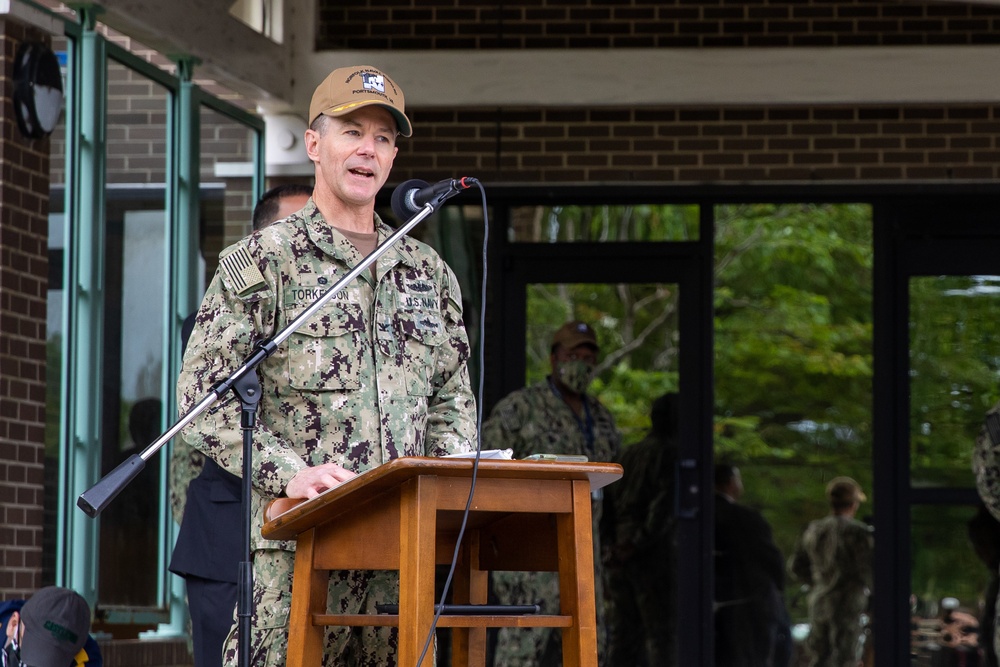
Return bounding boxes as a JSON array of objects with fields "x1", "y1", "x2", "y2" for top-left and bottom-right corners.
[
  {"x1": 790, "y1": 476, "x2": 874, "y2": 667},
  {"x1": 482, "y1": 320, "x2": 621, "y2": 665}
]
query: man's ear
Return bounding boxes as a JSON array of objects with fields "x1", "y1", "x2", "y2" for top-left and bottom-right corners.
[
  {"x1": 5, "y1": 610, "x2": 19, "y2": 641},
  {"x1": 304, "y1": 128, "x2": 320, "y2": 163}
]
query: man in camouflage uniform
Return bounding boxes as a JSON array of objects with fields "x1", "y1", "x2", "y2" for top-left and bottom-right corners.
[
  {"x1": 600, "y1": 393, "x2": 679, "y2": 667},
  {"x1": 789, "y1": 477, "x2": 874, "y2": 667},
  {"x1": 481, "y1": 320, "x2": 621, "y2": 666},
  {"x1": 973, "y1": 400, "x2": 1000, "y2": 661},
  {"x1": 169, "y1": 184, "x2": 312, "y2": 667},
  {"x1": 176, "y1": 65, "x2": 477, "y2": 667}
]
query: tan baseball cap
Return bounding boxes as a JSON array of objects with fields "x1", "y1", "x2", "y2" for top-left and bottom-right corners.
[
  {"x1": 309, "y1": 65, "x2": 412, "y2": 137},
  {"x1": 552, "y1": 321, "x2": 599, "y2": 352},
  {"x1": 826, "y1": 476, "x2": 867, "y2": 504}
]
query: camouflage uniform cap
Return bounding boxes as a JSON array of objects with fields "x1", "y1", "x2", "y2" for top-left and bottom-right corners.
[
  {"x1": 826, "y1": 476, "x2": 867, "y2": 505},
  {"x1": 551, "y1": 320, "x2": 599, "y2": 352}
]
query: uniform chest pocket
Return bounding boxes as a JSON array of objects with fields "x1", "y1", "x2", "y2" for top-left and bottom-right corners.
[
  {"x1": 396, "y1": 309, "x2": 447, "y2": 397},
  {"x1": 286, "y1": 302, "x2": 365, "y2": 391}
]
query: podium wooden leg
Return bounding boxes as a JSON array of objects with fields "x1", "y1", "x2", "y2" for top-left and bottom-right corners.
[
  {"x1": 451, "y1": 531, "x2": 488, "y2": 666},
  {"x1": 557, "y1": 480, "x2": 598, "y2": 667},
  {"x1": 399, "y1": 476, "x2": 438, "y2": 667},
  {"x1": 287, "y1": 529, "x2": 326, "y2": 667}
]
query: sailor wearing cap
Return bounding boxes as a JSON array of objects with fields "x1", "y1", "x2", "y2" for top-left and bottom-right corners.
[
  {"x1": 789, "y1": 476, "x2": 874, "y2": 667},
  {"x1": 482, "y1": 320, "x2": 621, "y2": 664},
  {"x1": 178, "y1": 64, "x2": 477, "y2": 667}
]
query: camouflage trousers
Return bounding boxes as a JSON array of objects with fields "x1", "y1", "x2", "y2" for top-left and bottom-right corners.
[
  {"x1": 491, "y1": 570, "x2": 607, "y2": 667},
  {"x1": 605, "y1": 558, "x2": 676, "y2": 667},
  {"x1": 804, "y1": 592, "x2": 867, "y2": 667},
  {"x1": 221, "y1": 549, "x2": 402, "y2": 667}
]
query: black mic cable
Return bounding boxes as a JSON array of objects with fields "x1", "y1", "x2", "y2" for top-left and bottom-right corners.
[{"x1": 415, "y1": 178, "x2": 489, "y2": 667}]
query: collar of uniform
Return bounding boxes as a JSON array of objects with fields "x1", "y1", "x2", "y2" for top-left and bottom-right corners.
[{"x1": 302, "y1": 203, "x2": 418, "y2": 270}]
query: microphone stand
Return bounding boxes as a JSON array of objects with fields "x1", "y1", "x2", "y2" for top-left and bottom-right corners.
[{"x1": 77, "y1": 184, "x2": 467, "y2": 667}]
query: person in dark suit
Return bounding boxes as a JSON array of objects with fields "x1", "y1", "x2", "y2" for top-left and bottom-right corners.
[
  {"x1": 168, "y1": 184, "x2": 311, "y2": 667},
  {"x1": 714, "y1": 463, "x2": 790, "y2": 667}
]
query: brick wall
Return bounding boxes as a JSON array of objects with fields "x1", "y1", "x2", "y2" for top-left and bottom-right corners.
[
  {"x1": 390, "y1": 104, "x2": 1000, "y2": 183},
  {"x1": 0, "y1": 18, "x2": 53, "y2": 599},
  {"x1": 316, "y1": 0, "x2": 1000, "y2": 50}
]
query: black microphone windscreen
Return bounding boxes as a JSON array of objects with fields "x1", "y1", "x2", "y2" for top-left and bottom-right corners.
[{"x1": 391, "y1": 179, "x2": 429, "y2": 221}]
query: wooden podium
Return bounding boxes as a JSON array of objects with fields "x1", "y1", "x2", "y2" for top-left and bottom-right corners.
[{"x1": 263, "y1": 456, "x2": 622, "y2": 667}]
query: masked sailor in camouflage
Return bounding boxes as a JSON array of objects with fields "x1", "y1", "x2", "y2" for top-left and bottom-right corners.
[
  {"x1": 177, "y1": 65, "x2": 477, "y2": 667},
  {"x1": 482, "y1": 320, "x2": 621, "y2": 665}
]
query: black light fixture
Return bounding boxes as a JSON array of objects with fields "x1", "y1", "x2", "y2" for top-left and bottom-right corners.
[{"x1": 13, "y1": 41, "x2": 64, "y2": 139}]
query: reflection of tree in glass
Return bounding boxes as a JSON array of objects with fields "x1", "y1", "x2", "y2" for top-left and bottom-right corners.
[{"x1": 511, "y1": 204, "x2": 699, "y2": 243}]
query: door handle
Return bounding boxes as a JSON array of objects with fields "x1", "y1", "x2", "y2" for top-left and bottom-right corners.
[{"x1": 678, "y1": 458, "x2": 700, "y2": 519}]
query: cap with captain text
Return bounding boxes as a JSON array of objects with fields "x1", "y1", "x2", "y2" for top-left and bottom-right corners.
[
  {"x1": 552, "y1": 321, "x2": 599, "y2": 352},
  {"x1": 309, "y1": 65, "x2": 412, "y2": 137},
  {"x1": 19, "y1": 586, "x2": 91, "y2": 667}
]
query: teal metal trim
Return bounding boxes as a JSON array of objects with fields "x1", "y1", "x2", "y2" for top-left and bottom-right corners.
[
  {"x1": 106, "y1": 41, "x2": 180, "y2": 92},
  {"x1": 54, "y1": 33, "x2": 75, "y2": 592},
  {"x1": 61, "y1": 6, "x2": 106, "y2": 607},
  {"x1": 198, "y1": 92, "x2": 264, "y2": 132},
  {"x1": 146, "y1": 55, "x2": 201, "y2": 638}
]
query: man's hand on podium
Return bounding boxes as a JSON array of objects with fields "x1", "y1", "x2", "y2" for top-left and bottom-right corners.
[{"x1": 285, "y1": 462, "x2": 357, "y2": 499}]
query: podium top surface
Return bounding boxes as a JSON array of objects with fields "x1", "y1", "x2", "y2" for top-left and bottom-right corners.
[{"x1": 262, "y1": 456, "x2": 622, "y2": 541}]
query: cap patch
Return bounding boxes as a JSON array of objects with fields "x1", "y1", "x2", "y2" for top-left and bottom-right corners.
[{"x1": 362, "y1": 72, "x2": 385, "y2": 93}]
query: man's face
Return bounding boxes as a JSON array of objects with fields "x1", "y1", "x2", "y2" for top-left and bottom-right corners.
[
  {"x1": 274, "y1": 193, "x2": 311, "y2": 221},
  {"x1": 550, "y1": 343, "x2": 599, "y2": 395},
  {"x1": 305, "y1": 106, "x2": 398, "y2": 209}
]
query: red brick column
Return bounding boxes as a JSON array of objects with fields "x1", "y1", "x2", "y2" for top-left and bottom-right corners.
[{"x1": 0, "y1": 18, "x2": 53, "y2": 598}]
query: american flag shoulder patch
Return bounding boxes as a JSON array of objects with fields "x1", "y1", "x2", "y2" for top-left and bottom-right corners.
[{"x1": 219, "y1": 245, "x2": 267, "y2": 297}]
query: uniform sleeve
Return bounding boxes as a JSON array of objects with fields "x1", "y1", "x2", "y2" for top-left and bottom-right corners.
[
  {"x1": 423, "y1": 263, "x2": 478, "y2": 456},
  {"x1": 176, "y1": 252, "x2": 308, "y2": 499},
  {"x1": 789, "y1": 532, "x2": 813, "y2": 585},
  {"x1": 168, "y1": 438, "x2": 204, "y2": 524},
  {"x1": 974, "y1": 401, "x2": 1000, "y2": 522},
  {"x1": 480, "y1": 392, "x2": 529, "y2": 459}
]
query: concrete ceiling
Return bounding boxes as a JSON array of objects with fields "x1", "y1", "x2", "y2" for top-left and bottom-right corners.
[{"x1": 83, "y1": 0, "x2": 292, "y2": 107}]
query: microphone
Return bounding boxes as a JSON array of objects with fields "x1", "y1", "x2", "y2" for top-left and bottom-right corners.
[{"x1": 391, "y1": 177, "x2": 478, "y2": 220}]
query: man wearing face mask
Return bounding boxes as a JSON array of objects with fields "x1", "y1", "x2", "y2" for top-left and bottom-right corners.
[{"x1": 482, "y1": 320, "x2": 621, "y2": 666}]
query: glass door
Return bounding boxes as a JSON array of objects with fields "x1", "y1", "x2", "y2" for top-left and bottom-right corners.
[
  {"x1": 875, "y1": 198, "x2": 1000, "y2": 667},
  {"x1": 488, "y1": 202, "x2": 713, "y2": 665}
]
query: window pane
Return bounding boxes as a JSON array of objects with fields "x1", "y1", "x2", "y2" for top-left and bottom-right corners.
[
  {"x1": 97, "y1": 58, "x2": 169, "y2": 610},
  {"x1": 509, "y1": 204, "x2": 699, "y2": 243},
  {"x1": 911, "y1": 504, "x2": 992, "y2": 662},
  {"x1": 199, "y1": 105, "x2": 259, "y2": 284},
  {"x1": 713, "y1": 203, "x2": 875, "y2": 655},
  {"x1": 525, "y1": 282, "x2": 680, "y2": 443},
  {"x1": 909, "y1": 275, "x2": 1000, "y2": 487},
  {"x1": 524, "y1": 281, "x2": 680, "y2": 665}
]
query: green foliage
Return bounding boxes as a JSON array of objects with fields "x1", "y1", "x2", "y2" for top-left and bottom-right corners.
[
  {"x1": 714, "y1": 203, "x2": 875, "y2": 469},
  {"x1": 512, "y1": 204, "x2": 700, "y2": 243},
  {"x1": 423, "y1": 200, "x2": 1000, "y2": 625},
  {"x1": 909, "y1": 276, "x2": 1000, "y2": 485}
]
